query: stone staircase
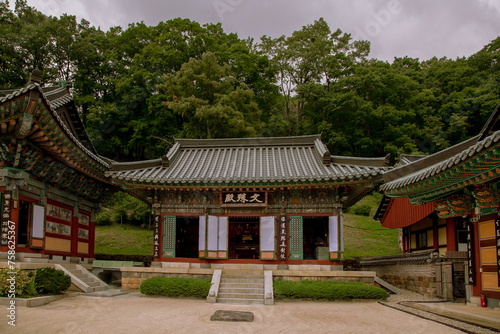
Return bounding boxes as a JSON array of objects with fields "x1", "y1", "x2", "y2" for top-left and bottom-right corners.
[
  {"x1": 55, "y1": 264, "x2": 108, "y2": 293},
  {"x1": 217, "y1": 270, "x2": 265, "y2": 305}
]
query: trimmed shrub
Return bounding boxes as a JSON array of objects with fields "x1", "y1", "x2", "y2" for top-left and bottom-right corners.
[
  {"x1": 352, "y1": 204, "x2": 371, "y2": 216},
  {"x1": 140, "y1": 277, "x2": 210, "y2": 298},
  {"x1": 273, "y1": 280, "x2": 388, "y2": 300},
  {"x1": 34, "y1": 267, "x2": 71, "y2": 294},
  {"x1": 0, "y1": 268, "x2": 32, "y2": 296}
]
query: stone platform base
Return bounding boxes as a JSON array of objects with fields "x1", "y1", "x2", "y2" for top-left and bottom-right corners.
[{"x1": 121, "y1": 262, "x2": 376, "y2": 290}]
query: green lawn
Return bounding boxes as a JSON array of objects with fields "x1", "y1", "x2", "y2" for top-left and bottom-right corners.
[
  {"x1": 94, "y1": 193, "x2": 400, "y2": 259},
  {"x1": 94, "y1": 224, "x2": 154, "y2": 255},
  {"x1": 344, "y1": 193, "x2": 401, "y2": 259}
]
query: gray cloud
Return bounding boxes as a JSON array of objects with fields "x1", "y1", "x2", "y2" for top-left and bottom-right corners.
[{"x1": 25, "y1": 0, "x2": 500, "y2": 61}]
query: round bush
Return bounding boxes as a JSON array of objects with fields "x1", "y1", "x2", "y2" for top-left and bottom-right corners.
[
  {"x1": 352, "y1": 204, "x2": 371, "y2": 216},
  {"x1": 34, "y1": 267, "x2": 71, "y2": 294}
]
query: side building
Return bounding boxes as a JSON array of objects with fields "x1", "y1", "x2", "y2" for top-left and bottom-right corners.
[
  {"x1": 107, "y1": 136, "x2": 388, "y2": 266},
  {"x1": 374, "y1": 105, "x2": 500, "y2": 307},
  {"x1": 0, "y1": 72, "x2": 116, "y2": 263}
]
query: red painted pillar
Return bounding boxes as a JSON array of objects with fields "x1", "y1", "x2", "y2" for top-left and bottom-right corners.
[
  {"x1": 89, "y1": 220, "x2": 95, "y2": 258},
  {"x1": 71, "y1": 215, "x2": 78, "y2": 256},
  {"x1": 432, "y1": 214, "x2": 439, "y2": 250},
  {"x1": 446, "y1": 218, "x2": 457, "y2": 252}
]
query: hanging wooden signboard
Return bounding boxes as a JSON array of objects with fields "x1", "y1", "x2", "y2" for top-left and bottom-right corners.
[
  {"x1": 221, "y1": 191, "x2": 267, "y2": 207},
  {"x1": 0, "y1": 191, "x2": 12, "y2": 246},
  {"x1": 467, "y1": 223, "x2": 476, "y2": 285}
]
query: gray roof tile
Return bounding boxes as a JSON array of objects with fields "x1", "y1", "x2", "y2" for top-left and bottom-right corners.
[{"x1": 107, "y1": 135, "x2": 384, "y2": 186}]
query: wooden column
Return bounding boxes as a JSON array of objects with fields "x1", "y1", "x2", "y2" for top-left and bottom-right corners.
[
  {"x1": 432, "y1": 214, "x2": 439, "y2": 250},
  {"x1": 446, "y1": 218, "x2": 457, "y2": 252}
]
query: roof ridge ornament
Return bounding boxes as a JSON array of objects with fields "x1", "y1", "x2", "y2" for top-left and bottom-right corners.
[
  {"x1": 27, "y1": 69, "x2": 42, "y2": 86},
  {"x1": 161, "y1": 155, "x2": 169, "y2": 168}
]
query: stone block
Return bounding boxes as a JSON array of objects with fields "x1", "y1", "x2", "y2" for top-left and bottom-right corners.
[{"x1": 210, "y1": 310, "x2": 254, "y2": 322}]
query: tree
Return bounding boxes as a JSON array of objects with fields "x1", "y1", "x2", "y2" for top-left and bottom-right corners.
[
  {"x1": 158, "y1": 52, "x2": 262, "y2": 139},
  {"x1": 259, "y1": 18, "x2": 370, "y2": 135}
]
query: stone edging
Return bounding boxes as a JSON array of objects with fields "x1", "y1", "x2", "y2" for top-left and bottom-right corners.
[{"x1": 0, "y1": 294, "x2": 66, "y2": 307}]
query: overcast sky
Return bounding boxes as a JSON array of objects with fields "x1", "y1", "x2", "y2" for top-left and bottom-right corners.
[{"x1": 21, "y1": 0, "x2": 500, "y2": 62}]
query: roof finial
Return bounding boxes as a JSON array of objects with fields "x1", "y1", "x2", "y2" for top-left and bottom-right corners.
[{"x1": 28, "y1": 69, "x2": 42, "y2": 85}]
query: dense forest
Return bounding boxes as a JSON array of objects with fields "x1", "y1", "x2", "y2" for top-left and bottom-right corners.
[{"x1": 2, "y1": 1, "x2": 500, "y2": 163}]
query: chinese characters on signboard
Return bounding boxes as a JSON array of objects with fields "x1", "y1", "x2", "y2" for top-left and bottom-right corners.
[
  {"x1": 495, "y1": 219, "x2": 500, "y2": 286},
  {"x1": 279, "y1": 215, "x2": 287, "y2": 261},
  {"x1": 153, "y1": 215, "x2": 160, "y2": 258},
  {"x1": 221, "y1": 191, "x2": 266, "y2": 206},
  {"x1": 467, "y1": 223, "x2": 475, "y2": 285},
  {"x1": 1, "y1": 191, "x2": 12, "y2": 246}
]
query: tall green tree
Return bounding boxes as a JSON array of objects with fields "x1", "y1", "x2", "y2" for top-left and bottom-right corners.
[
  {"x1": 158, "y1": 52, "x2": 262, "y2": 139},
  {"x1": 259, "y1": 18, "x2": 369, "y2": 135}
]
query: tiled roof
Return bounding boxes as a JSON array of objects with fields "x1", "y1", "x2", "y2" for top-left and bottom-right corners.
[
  {"x1": 380, "y1": 129, "x2": 500, "y2": 192},
  {"x1": 0, "y1": 84, "x2": 109, "y2": 168},
  {"x1": 1, "y1": 85, "x2": 68, "y2": 107},
  {"x1": 107, "y1": 135, "x2": 385, "y2": 186}
]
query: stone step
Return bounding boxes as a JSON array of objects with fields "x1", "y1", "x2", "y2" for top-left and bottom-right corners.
[
  {"x1": 222, "y1": 271, "x2": 264, "y2": 277},
  {"x1": 24, "y1": 257, "x2": 49, "y2": 263},
  {"x1": 79, "y1": 277, "x2": 95, "y2": 283},
  {"x1": 86, "y1": 281, "x2": 101, "y2": 287},
  {"x1": 216, "y1": 297, "x2": 264, "y2": 305},
  {"x1": 219, "y1": 287, "x2": 264, "y2": 294},
  {"x1": 67, "y1": 270, "x2": 85, "y2": 275},
  {"x1": 92, "y1": 285, "x2": 108, "y2": 292},
  {"x1": 220, "y1": 284, "x2": 264, "y2": 290},
  {"x1": 220, "y1": 278, "x2": 263, "y2": 284},
  {"x1": 73, "y1": 274, "x2": 90, "y2": 280},
  {"x1": 218, "y1": 291, "x2": 264, "y2": 299}
]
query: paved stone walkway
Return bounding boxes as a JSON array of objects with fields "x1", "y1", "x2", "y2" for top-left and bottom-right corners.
[
  {"x1": 382, "y1": 290, "x2": 500, "y2": 334},
  {"x1": 1, "y1": 291, "x2": 469, "y2": 334}
]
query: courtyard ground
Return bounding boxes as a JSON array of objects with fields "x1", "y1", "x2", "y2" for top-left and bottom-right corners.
[{"x1": 2, "y1": 291, "x2": 492, "y2": 334}]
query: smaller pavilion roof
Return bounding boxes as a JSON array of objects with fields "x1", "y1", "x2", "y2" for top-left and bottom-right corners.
[{"x1": 379, "y1": 103, "x2": 500, "y2": 203}]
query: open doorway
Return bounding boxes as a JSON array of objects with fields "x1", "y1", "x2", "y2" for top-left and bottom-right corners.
[
  {"x1": 175, "y1": 217, "x2": 199, "y2": 258},
  {"x1": 18, "y1": 200, "x2": 31, "y2": 246},
  {"x1": 303, "y1": 216, "x2": 329, "y2": 260},
  {"x1": 228, "y1": 217, "x2": 260, "y2": 259}
]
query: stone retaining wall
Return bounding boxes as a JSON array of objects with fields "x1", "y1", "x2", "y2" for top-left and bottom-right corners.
[
  {"x1": 361, "y1": 251, "x2": 438, "y2": 297},
  {"x1": 121, "y1": 266, "x2": 376, "y2": 290},
  {"x1": 362, "y1": 263, "x2": 437, "y2": 296},
  {"x1": 121, "y1": 268, "x2": 213, "y2": 290}
]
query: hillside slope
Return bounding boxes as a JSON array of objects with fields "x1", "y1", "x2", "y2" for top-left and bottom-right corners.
[{"x1": 343, "y1": 193, "x2": 401, "y2": 259}]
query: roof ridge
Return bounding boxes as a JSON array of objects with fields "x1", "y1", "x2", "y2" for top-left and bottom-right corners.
[{"x1": 174, "y1": 135, "x2": 322, "y2": 148}]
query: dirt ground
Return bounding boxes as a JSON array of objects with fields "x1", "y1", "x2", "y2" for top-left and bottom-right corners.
[{"x1": 1, "y1": 293, "x2": 463, "y2": 334}]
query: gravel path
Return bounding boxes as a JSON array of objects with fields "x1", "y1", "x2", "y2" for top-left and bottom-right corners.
[{"x1": 1, "y1": 291, "x2": 466, "y2": 334}]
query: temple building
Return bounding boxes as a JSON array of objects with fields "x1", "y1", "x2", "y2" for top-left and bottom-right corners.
[
  {"x1": 0, "y1": 72, "x2": 389, "y2": 268},
  {"x1": 107, "y1": 136, "x2": 388, "y2": 265},
  {"x1": 375, "y1": 105, "x2": 500, "y2": 307},
  {"x1": 0, "y1": 71, "x2": 116, "y2": 263}
]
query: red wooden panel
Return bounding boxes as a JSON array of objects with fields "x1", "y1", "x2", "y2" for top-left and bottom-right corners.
[{"x1": 381, "y1": 197, "x2": 435, "y2": 229}]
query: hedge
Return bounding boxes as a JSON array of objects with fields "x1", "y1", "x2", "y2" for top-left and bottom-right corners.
[
  {"x1": 139, "y1": 277, "x2": 211, "y2": 298},
  {"x1": 0, "y1": 267, "x2": 71, "y2": 297},
  {"x1": 273, "y1": 280, "x2": 388, "y2": 300}
]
